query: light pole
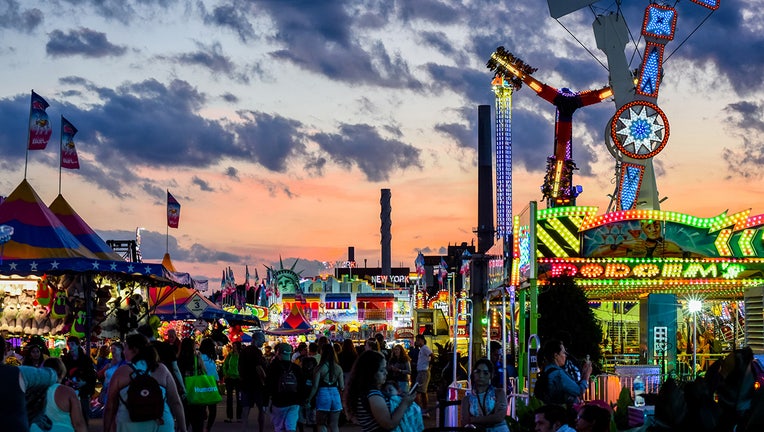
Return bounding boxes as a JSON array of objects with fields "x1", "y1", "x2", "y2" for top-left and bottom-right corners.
[{"x1": 688, "y1": 299, "x2": 702, "y2": 379}]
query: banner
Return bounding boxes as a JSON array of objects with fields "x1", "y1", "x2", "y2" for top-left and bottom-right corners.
[
  {"x1": 60, "y1": 116, "x2": 80, "y2": 169},
  {"x1": 28, "y1": 91, "x2": 52, "y2": 150},
  {"x1": 167, "y1": 191, "x2": 181, "y2": 228}
]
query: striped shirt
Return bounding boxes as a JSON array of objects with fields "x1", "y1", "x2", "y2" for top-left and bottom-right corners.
[{"x1": 355, "y1": 389, "x2": 385, "y2": 432}]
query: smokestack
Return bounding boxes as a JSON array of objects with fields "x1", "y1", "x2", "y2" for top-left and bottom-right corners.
[
  {"x1": 348, "y1": 246, "x2": 355, "y2": 263},
  {"x1": 477, "y1": 105, "x2": 494, "y2": 253},
  {"x1": 380, "y1": 188, "x2": 391, "y2": 276}
]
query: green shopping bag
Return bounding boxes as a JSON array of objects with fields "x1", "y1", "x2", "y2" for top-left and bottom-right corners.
[{"x1": 184, "y1": 357, "x2": 222, "y2": 405}]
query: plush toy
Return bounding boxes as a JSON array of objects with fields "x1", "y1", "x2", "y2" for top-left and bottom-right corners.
[
  {"x1": 31, "y1": 305, "x2": 49, "y2": 335},
  {"x1": 70, "y1": 309, "x2": 87, "y2": 338},
  {"x1": 35, "y1": 275, "x2": 53, "y2": 306},
  {"x1": 0, "y1": 303, "x2": 17, "y2": 332},
  {"x1": 16, "y1": 303, "x2": 35, "y2": 334},
  {"x1": 51, "y1": 290, "x2": 68, "y2": 319}
]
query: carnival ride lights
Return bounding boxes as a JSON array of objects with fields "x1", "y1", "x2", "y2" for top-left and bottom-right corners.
[
  {"x1": 687, "y1": 297, "x2": 703, "y2": 378},
  {"x1": 610, "y1": 100, "x2": 669, "y2": 159},
  {"x1": 493, "y1": 75, "x2": 515, "y2": 239},
  {"x1": 487, "y1": 47, "x2": 612, "y2": 207}
]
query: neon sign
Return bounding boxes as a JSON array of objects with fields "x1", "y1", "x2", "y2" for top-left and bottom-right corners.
[{"x1": 545, "y1": 260, "x2": 748, "y2": 280}]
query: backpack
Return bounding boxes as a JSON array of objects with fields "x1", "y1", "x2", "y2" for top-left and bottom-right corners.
[
  {"x1": 533, "y1": 368, "x2": 550, "y2": 403},
  {"x1": 278, "y1": 364, "x2": 299, "y2": 394},
  {"x1": 121, "y1": 364, "x2": 165, "y2": 422}
]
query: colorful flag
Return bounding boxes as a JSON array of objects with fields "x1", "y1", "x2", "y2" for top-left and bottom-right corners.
[
  {"x1": 28, "y1": 91, "x2": 53, "y2": 150},
  {"x1": 245, "y1": 265, "x2": 251, "y2": 291},
  {"x1": 254, "y1": 268, "x2": 260, "y2": 285},
  {"x1": 415, "y1": 252, "x2": 425, "y2": 276},
  {"x1": 438, "y1": 257, "x2": 448, "y2": 286},
  {"x1": 460, "y1": 250, "x2": 471, "y2": 275},
  {"x1": 167, "y1": 191, "x2": 180, "y2": 228},
  {"x1": 60, "y1": 116, "x2": 80, "y2": 169}
]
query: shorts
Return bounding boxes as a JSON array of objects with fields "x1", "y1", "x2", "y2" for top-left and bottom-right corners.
[
  {"x1": 271, "y1": 404, "x2": 300, "y2": 432},
  {"x1": 415, "y1": 369, "x2": 430, "y2": 393},
  {"x1": 240, "y1": 388, "x2": 267, "y2": 408},
  {"x1": 315, "y1": 386, "x2": 343, "y2": 412}
]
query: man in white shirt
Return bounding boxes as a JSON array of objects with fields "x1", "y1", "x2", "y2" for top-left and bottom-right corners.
[{"x1": 414, "y1": 334, "x2": 434, "y2": 415}]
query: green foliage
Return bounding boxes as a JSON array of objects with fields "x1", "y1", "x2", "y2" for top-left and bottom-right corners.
[
  {"x1": 614, "y1": 386, "x2": 634, "y2": 430},
  {"x1": 537, "y1": 275, "x2": 603, "y2": 364},
  {"x1": 506, "y1": 396, "x2": 545, "y2": 432}
]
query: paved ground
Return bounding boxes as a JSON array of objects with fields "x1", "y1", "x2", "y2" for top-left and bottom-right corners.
[{"x1": 88, "y1": 394, "x2": 443, "y2": 431}]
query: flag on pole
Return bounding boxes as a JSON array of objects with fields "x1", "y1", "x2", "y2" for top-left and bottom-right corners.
[
  {"x1": 60, "y1": 116, "x2": 80, "y2": 169},
  {"x1": 28, "y1": 91, "x2": 53, "y2": 150},
  {"x1": 415, "y1": 252, "x2": 425, "y2": 276},
  {"x1": 254, "y1": 268, "x2": 260, "y2": 286},
  {"x1": 438, "y1": 257, "x2": 448, "y2": 286},
  {"x1": 460, "y1": 250, "x2": 471, "y2": 275},
  {"x1": 245, "y1": 265, "x2": 251, "y2": 291},
  {"x1": 167, "y1": 191, "x2": 180, "y2": 228}
]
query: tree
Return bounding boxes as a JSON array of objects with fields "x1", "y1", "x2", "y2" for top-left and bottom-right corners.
[{"x1": 537, "y1": 275, "x2": 602, "y2": 364}]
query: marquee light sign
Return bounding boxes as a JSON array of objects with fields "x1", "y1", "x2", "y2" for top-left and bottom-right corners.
[{"x1": 542, "y1": 258, "x2": 752, "y2": 281}]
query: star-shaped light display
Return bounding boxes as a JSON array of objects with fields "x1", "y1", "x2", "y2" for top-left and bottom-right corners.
[
  {"x1": 643, "y1": 4, "x2": 677, "y2": 39},
  {"x1": 611, "y1": 101, "x2": 670, "y2": 159}
]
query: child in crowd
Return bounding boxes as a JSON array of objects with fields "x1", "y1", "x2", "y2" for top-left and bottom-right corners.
[{"x1": 382, "y1": 380, "x2": 424, "y2": 432}]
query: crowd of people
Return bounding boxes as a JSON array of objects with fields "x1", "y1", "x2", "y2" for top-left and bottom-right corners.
[{"x1": 0, "y1": 326, "x2": 627, "y2": 432}]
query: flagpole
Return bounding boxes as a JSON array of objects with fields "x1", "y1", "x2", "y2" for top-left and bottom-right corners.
[
  {"x1": 166, "y1": 224, "x2": 169, "y2": 254},
  {"x1": 58, "y1": 115, "x2": 63, "y2": 195},
  {"x1": 24, "y1": 91, "x2": 33, "y2": 179}
]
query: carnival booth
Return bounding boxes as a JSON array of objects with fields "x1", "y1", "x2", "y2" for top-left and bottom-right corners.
[
  {"x1": 265, "y1": 303, "x2": 313, "y2": 336},
  {"x1": 0, "y1": 179, "x2": 197, "y2": 346}
]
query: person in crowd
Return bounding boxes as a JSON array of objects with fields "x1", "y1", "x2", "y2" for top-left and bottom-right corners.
[
  {"x1": 28, "y1": 357, "x2": 87, "y2": 432},
  {"x1": 61, "y1": 336, "x2": 97, "y2": 426},
  {"x1": 344, "y1": 350, "x2": 415, "y2": 432},
  {"x1": 408, "y1": 340, "x2": 420, "y2": 389},
  {"x1": 95, "y1": 345, "x2": 112, "y2": 372},
  {"x1": 23, "y1": 343, "x2": 47, "y2": 368},
  {"x1": 375, "y1": 333, "x2": 389, "y2": 360},
  {"x1": 177, "y1": 337, "x2": 207, "y2": 432},
  {"x1": 364, "y1": 338, "x2": 379, "y2": 352},
  {"x1": 338, "y1": 339, "x2": 357, "y2": 388},
  {"x1": 381, "y1": 380, "x2": 424, "y2": 432},
  {"x1": 267, "y1": 342, "x2": 305, "y2": 432},
  {"x1": 103, "y1": 333, "x2": 186, "y2": 432},
  {"x1": 461, "y1": 358, "x2": 509, "y2": 432},
  {"x1": 308, "y1": 343, "x2": 344, "y2": 432},
  {"x1": 387, "y1": 344, "x2": 412, "y2": 393},
  {"x1": 292, "y1": 342, "x2": 308, "y2": 363},
  {"x1": 222, "y1": 341, "x2": 242, "y2": 423},
  {"x1": 97, "y1": 342, "x2": 126, "y2": 406},
  {"x1": 199, "y1": 338, "x2": 220, "y2": 432},
  {"x1": 538, "y1": 339, "x2": 591, "y2": 406},
  {"x1": 166, "y1": 328, "x2": 182, "y2": 357},
  {"x1": 1, "y1": 335, "x2": 58, "y2": 431},
  {"x1": 137, "y1": 324, "x2": 186, "y2": 399},
  {"x1": 574, "y1": 404, "x2": 611, "y2": 432},
  {"x1": 263, "y1": 344, "x2": 275, "y2": 364},
  {"x1": 239, "y1": 331, "x2": 268, "y2": 432},
  {"x1": 309, "y1": 342, "x2": 321, "y2": 363},
  {"x1": 414, "y1": 334, "x2": 433, "y2": 416},
  {"x1": 298, "y1": 354, "x2": 318, "y2": 432},
  {"x1": 534, "y1": 404, "x2": 575, "y2": 432}
]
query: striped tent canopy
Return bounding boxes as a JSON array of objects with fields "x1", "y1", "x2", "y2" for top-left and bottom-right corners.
[
  {"x1": 265, "y1": 303, "x2": 313, "y2": 335},
  {"x1": 49, "y1": 194, "x2": 124, "y2": 261},
  {"x1": 0, "y1": 179, "x2": 96, "y2": 260}
]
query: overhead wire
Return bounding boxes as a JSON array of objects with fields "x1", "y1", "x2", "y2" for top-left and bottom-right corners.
[
  {"x1": 555, "y1": 18, "x2": 609, "y2": 71},
  {"x1": 664, "y1": 9, "x2": 715, "y2": 62}
]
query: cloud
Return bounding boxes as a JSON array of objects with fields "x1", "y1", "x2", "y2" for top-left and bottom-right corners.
[
  {"x1": 311, "y1": 123, "x2": 423, "y2": 182},
  {"x1": 260, "y1": 2, "x2": 423, "y2": 89},
  {"x1": 172, "y1": 41, "x2": 249, "y2": 82},
  {"x1": 234, "y1": 110, "x2": 307, "y2": 172},
  {"x1": 192, "y1": 175, "x2": 215, "y2": 192},
  {"x1": 198, "y1": 0, "x2": 256, "y2": 43},
  {"x1": 46, "y1": 28, "x2": 127, "y2": 58},
  {"x1": 722, "y1": 100, "x2": 764, "y2": 178},
  {"x1": 225, "y1": 166, "x2": 239, "y2": 180},
  {"x1": 0, "y1": 1, "x2": 43, "y2": 32}
]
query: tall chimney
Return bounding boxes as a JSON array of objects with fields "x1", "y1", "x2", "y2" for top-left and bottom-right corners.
[
  {"x1": 380, "y1": 188, "x2": 391, "y2": 276},
  {"x1": 477, "y1": 105, "x2": 495, "y2": 253}
]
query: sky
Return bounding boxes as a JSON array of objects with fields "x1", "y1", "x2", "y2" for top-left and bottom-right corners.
[{"x1": 1, "y1": 0, "x2": 763, "y2": 285}]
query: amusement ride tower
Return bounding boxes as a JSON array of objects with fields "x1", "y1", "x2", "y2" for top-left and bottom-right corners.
[{"x1": 492, "y1": 74, "x2": 515, "y2": 242}]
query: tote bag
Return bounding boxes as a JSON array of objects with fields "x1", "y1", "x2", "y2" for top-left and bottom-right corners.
[{"x1": 184, "y1": 356, "x2": 222, "y2": 405}]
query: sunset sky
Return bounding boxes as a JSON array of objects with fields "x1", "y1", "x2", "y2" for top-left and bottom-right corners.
[{"x1": 1, "y1": 0, "x2": 762, "y2": 285}]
